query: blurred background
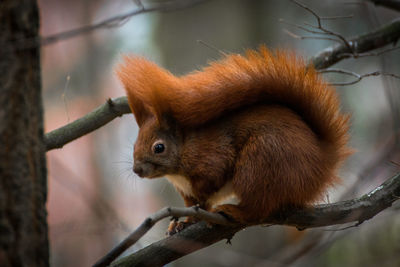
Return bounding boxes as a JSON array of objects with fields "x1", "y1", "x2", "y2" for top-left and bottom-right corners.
[{"x1": 39, "y1": 0, "x2": 400, "y2": 266}]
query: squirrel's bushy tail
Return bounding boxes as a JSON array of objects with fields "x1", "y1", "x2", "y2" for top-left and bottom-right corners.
[{"x1": 117, "y1": 46, "x2": 351, "y2": 164}]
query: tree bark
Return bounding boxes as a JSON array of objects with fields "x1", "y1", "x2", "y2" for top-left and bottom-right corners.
[{"x1": 0, "y1": 1, "x2": 49, "y2": 267}]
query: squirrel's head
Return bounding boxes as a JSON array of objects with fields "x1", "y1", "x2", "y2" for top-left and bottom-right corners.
[
  {"x1": 132, "y1": 114, "x2": 182, "y2": 178},
  {"x1": 116, "y1": 56, "x2": 182, "y2": 178}
]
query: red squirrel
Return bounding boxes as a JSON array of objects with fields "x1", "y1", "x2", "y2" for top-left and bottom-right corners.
[{"x1": 117, "y1": 46, "x2": 351, "y2": 228}]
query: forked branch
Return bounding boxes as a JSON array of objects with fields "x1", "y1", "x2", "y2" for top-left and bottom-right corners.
[
  {"x1": 103, "y1": 172, "x2": 400, "y2": 267},
  {"x1": 311, "y1": 18, "x2": 400, "y2": 69},
  {"x1": 93, "y1": 206, "x2": 231, "y2": 267},
  {"x1": 320, "y1": 68, "x2": 400, "y2": 86}
]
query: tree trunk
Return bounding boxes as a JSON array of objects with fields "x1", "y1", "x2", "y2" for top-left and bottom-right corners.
[{"x1": 0, "y1": 1, "x2": 49, "y2": 267}]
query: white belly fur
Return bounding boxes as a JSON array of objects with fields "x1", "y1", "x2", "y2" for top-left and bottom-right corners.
[
  {"x1": 207, "y1": 181, "x2": 241, "y2": 208},
  {"x1": 165, "y1": 174, "x2": 194, "y2": 197},
  {"x1": 165, "y1": 175, "x2": 241, "y2": 208}
]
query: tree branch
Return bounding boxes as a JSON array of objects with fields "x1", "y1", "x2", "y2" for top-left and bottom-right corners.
[
  {"x1": 93, "y1": 206, "x2": 231, "y2": 267},
  {"x1": 310, "y1": 18, "x2": 400, "y2": 69},
  {"x1": 108, "y1": 172, "x2": 400, "y2": 267},
  {"x1": 290, "y1": 0, "x2": 354, "y2": 51},
  {"x1": 96, "y1": 164, "x2": 400, "y2": 267},
  {"x1": 2, "y1": 0, "x2": 210, "y2": 51},
  {"x1": 40, "y1": 0, "x2": 209, "y2": 47},
  {"x1": 319, "y1": 68, "x2": 400, "y2": 86},
  {"x1": 45, "y1": 97, "x2": 130, "y2": 150}
]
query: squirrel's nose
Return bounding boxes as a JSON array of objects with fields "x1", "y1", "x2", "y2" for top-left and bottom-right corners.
[{"x1": 133, "y1": 164, "x2": 144, "y2": 177}]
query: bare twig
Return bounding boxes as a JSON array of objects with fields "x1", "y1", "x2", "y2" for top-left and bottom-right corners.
[
  {"x1": 319, "y1": 68, "x2": 400, "y2": 85},
  {"x1": 93, "y1": 206, "x2": 231, "y2": 267},
  {"x1": 197, "y1": 40, "x2": 228, "y2": 56},
  {"x1": 3, "y1": 0, "x2": 210, "y2": 51},
  {"x1": 304, "y1": 22, "x2": 353, "y2": 49},
  {"x1": 319, "y1": 15, "x2": 354, "y2": 20},
  {"x1": 283, "y1": 29, "x2": 343, "y2": 43},
  {"x1": 41, "y1": 0, "x2": 208, "y2": 46},
  {"x1": 290, "y1": 0, "x2": 354, "y2": 51},
  {"x1": 288, "y1": 0, "x2": 400, "y2": 67},
  {"x1": 45, "y1": 97, "x2": 131, "y2": 150},
  {"x1": 107, "y1": 172, "x2": 400, "y2": 266},
  {"x1": 290, "y1": 0, "x2": 323, "y2": 28},
  {"x1": 280, "y1": 19, "x2": 328, "y2": 35},
  {"x1": 311, "y1": 18, "x2": 400, "y2": 69}
]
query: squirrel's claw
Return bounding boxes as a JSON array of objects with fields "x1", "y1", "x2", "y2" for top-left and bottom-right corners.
[{"x1": 166, "y1": 220, "x2": 194, "y2": 236}]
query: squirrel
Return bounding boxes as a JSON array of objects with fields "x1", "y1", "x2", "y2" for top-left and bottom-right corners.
[{"x1": 116, "y1": 46, "x2": 351, "y2": 230}]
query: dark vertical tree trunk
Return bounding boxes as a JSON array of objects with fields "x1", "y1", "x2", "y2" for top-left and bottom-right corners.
[{"x1": 0, "y1": 1, "x2": 49, "y2": 267}]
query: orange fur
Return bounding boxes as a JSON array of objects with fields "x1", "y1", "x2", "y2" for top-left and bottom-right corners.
[{"x1": 116, "y1": 46, "x2": 351, "y2": 224}]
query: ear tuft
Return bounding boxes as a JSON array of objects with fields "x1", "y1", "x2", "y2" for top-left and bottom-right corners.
[{"x1": 116, "y1": 56, "x2": 178, "y2": 126}]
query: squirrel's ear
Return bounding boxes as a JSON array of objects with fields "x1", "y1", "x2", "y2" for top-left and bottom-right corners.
[
  {"x1": 116, "y1": 56, "x2": 157, "y2": 127},
  {"x1": 125, "y1": 90, "x2": 153, "y2": 127},
  {"x1": 116, "y1": 55, "x2": 178, "y2": 127}
]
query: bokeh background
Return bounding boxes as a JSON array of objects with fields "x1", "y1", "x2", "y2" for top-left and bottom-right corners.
[{"x1": 39, "y1": 0, "x2": 400, "y2": 266}]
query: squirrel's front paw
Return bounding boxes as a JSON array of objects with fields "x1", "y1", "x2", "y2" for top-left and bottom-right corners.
[{"x1": 166, "y1": 220, "x2": 193, "y2": 236}]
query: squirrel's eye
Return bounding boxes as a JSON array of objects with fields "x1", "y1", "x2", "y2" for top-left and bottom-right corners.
[{"x1": 153, "y1": 143, "x2": 165, "y2": 154}]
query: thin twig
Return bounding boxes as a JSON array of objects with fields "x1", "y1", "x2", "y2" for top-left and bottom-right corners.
[
  {"x1": 197, "y1": 40, "x2": 228, "y2": 56},
  {"x1": 2, "y1": 0, "x2": 209, "y2": 51},
  {"x1": 304, "y1": 22, "x2": 353, "y2": 49},
  {"x1": 280, "y1": 19, "x2": 329, "y2": 36},
  {"x1": 41, "y1": 0, "x2": 208, "y2": 46},
  {"x1": 93, "y1": 206, "x2": 231, "y2": 267},
  {"x1": 283, "y1": 29, "x2": 343, "y2": 43},
  {"x1": 289, "y1": 0, "x2": 354, "y2": 51},
  {"x1": 290, "y1": 0, "x2": 323, "y2": 28},
  {"x1": 319, "y1": 68, "x2": 400, "y2": 85},
  {"x1": 320, "y1": 15, "x2": 354, "y2": 20}
]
